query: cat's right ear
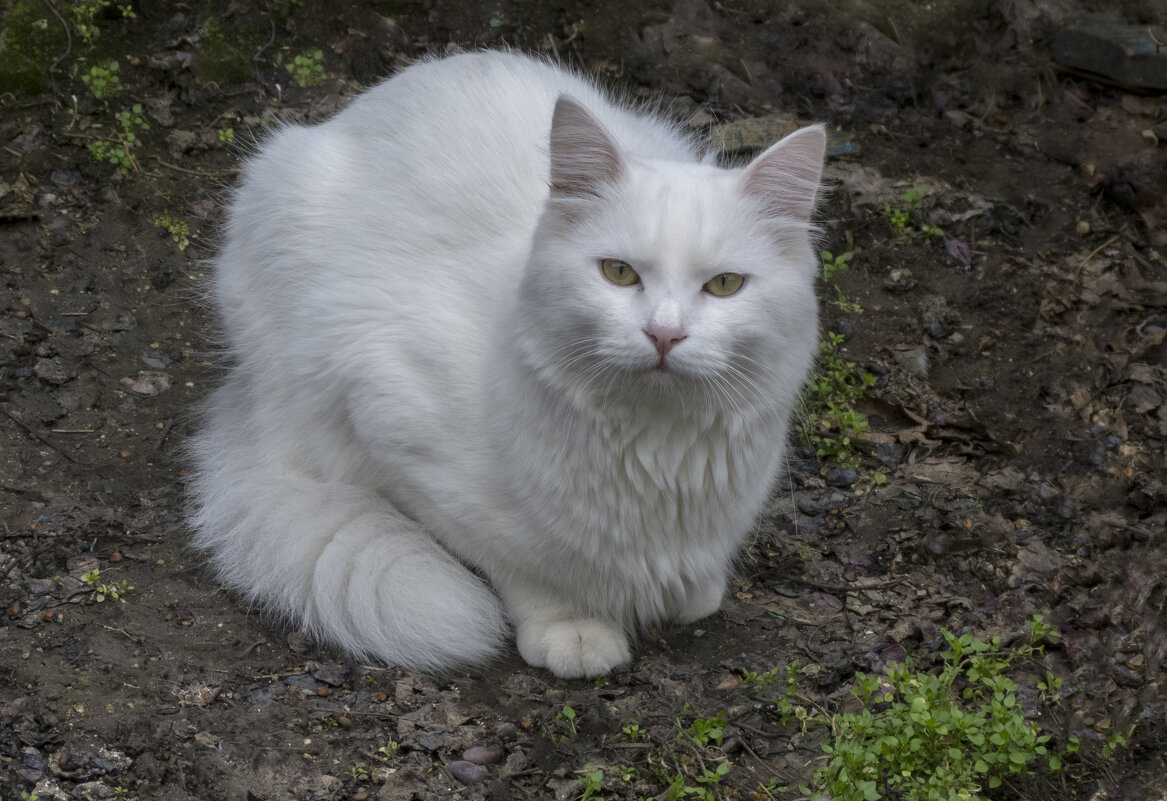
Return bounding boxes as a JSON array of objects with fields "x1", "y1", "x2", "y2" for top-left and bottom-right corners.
[{"x1": 549, "y1": 97, "x2": 624, "y2": 200}]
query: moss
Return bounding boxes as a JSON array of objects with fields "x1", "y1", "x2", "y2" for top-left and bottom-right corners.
[
  {"x1": 199, "y1": 15, "x2": 267, "y2": 85},
  {"x1": 0, "y1": 0, "x2": 70, "y2": 96}
]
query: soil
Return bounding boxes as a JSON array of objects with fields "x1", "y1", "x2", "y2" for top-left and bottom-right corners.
[{"x1": 1, "y1": 1, "x2": 1165, "y2": 800}]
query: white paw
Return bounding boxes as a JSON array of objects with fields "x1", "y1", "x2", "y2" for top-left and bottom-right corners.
[{"x1": 516, "y1": 618, "x2": 630, "y2": 679}]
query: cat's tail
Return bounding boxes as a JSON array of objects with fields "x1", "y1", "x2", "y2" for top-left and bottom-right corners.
[{"x1": 187, "y1": 390, "x2": 507, "y2": 671}]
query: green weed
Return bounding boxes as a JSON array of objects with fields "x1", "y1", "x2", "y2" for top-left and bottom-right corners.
[
  {"x1": 81, "y1": 60, "x2": 121, "y2": 99},
  {"x1": 72, "y1": 0, "x2": 136, "y2": 46},
  {"x1": 217, "y1": 127, "x2": 235, "y2": 144},
  {"x1": 820, "y1": 250, "x2": 861, "y2": 314},
  {"x1": 557, "y1": 704, "x2": 578, "y2": 736},
  {"x1": 773, "y1": 618, "x2": 1078, "y2": 801},
  {"x1": 155, "y1": 212, "x2": 190, "y2": 251},
  {"x1": 88, "y1": 103, "x2": 149, "y2": 174},
  {"x1": 682, "y1": 710, "x2": 727, "y2": 748},
  {"x1": 883, "y1": 186, "x2": 946, "y2": 244},
  {"x1": 285, "y1": 48, "x2": 325, "y2": 87},
  {"x1": 621, "y1": 723, "x2": 643, "y2": 741},
  {"x1": 800, "y1": 332, "x2": 877, "y2": 469},
  {"x1": 579, "y1": 768, "x2": 606, "y2": 801},
  {"x1": 81, "y1": 568, "x2": 133, "y2": 603}
]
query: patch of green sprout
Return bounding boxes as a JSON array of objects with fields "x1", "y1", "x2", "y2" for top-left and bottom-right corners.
[
  {"x1": 621, "y1": 723, "x2": 642, "y2": 741},
  {"x1": 579, "y1": 768, "x2": 606, "y2": 801},
  {"x1": 799, "y1": 332, "x2": 878, "y2": 469},
  {"x1": 557, "y1": 703, "x2": 578, "y2": 736},
  {"x1": 81, "y1": 60, "x2": 121, "y2": 99},
  {"x1": 820, "y1": 250, "x2": 862, "y2": 314},
  {"x1": 217, "y1": 127, "x2": 235, "y2": 144},
  {"x1": 155, "y1": 212, "x2": 190, "y2": 251},
  {"x1": 770, "y1": 618, "x2": 1080, "y2": 801},
  {"x1": 285, "y1": 48, "x2": 325, "y2": 87},
  {"x1": 883, "y1": 186, "x2": 947, "y2": 244},
  {"x1": 81, "y1": 568, "x2": 133, "y2": 603},
  {"x1": 682, "y1": 710, "x2": 727, "y2": 748},
  {"x1": 88, "y1": 103, "x2": 149, "y2": 174},
  {"x1": 72, "y1": 0, "x2": 136, "y2": 46},
  {"x1": 375, "y1": 740, "x2": 398, "y2": 760}
]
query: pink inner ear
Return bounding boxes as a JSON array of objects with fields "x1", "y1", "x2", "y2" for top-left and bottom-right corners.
[
  {"x1": 740, "y1": 125, "x2": 827, "y2": 221},
  {"x1": 549, "y1": 97, "x2": 624, "y2": 199}
]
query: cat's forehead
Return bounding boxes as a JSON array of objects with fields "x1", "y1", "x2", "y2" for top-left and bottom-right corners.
[{"x1": 606, "y1": 160, "x2": 759, "y2": 272}]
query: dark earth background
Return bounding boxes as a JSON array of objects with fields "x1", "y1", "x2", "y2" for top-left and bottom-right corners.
[{"x1": 2, "y1": 0, "x2": 1166, "y2": 799}]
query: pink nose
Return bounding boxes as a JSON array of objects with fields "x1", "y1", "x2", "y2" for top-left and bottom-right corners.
[{"x1": 645, "y1": 324, "x2": 686, "y2": 357}]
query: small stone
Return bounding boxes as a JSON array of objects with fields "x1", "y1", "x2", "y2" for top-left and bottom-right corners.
[
  {"x1": 72, "y1": 782, "x2": 114, "y2": 799},
  {"x1": 449, "y1": 760, "x2": 488, "y2": 785},
  {"x1": 825, "y1": 468, "x2": 857, "y2": 488},
  {"x1": 376, "y1": 692, "x2": 389, "y2": 703},
  {"x1": 286, "y1": 631, "x2": 311, "y2": 654},
  {"x1": 495, "y1": 722, "x2": 518, "y2": 741},
  {"x1": 34, "y1": 357, "x2": 75, "y2": 385},
  {"x1": 311, "y1": 663, "x2": 348, "y2": 687},
  {"x1": 462, "y1": 744, "x2": 504, "y2": 765},
  {"x1": 1076, "y1": 220, "x2": 1091, "y2": 236},
  {"x1": 1127, "y1": 653, "x2": 1145, "y2": 670},
  {"x1": 315, "y1": 686, "x2": 332, "y2": 698}
]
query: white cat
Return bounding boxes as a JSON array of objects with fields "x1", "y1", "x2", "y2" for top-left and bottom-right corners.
[{"x1": 189, "y1": 51, "x2": 825, "y2": 678}]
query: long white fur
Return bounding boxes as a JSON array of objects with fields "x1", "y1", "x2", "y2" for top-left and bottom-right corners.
[{"x1": 189, "y1": 51, "x2": 825, "y2": 677}]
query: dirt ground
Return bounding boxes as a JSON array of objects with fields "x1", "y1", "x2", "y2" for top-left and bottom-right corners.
[{"x1": 2, "y1": 1, "x2": 1165, "y2": 799}]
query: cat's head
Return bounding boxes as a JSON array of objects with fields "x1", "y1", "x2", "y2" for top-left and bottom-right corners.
[{"x1": 519, "y1": 97, "x2": 826, "y2": 414}]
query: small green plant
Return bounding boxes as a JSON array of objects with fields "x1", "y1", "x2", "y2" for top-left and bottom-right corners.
[
  {"x1": 217, "y1": 127, "x2": 235, "y2": 144},
  {"x1": 81, "y1": 568, "x2": 133, "y2": 603},
  {"x1": 820, "y1": 250, "x2": 861, "y2": 314},
  {"x1": 155, "y1": 212, "x2": 191, "y2": 251},
  {"x1": 73, "y1": 0, "x2": 136, "y2": 46},
  {"x1": 920, "y1": 223, "x2": 945, "y2": 244},
  {"x1": 883, "y1": 186, "x2": 947, "y2": 244},
  {"x1": 557, "y1": 704, "x2": 578, "y2": 736},
  {"x1": 741, "y1": 665, "x2": 782, "y2": 690},
  {"x1": 683, "y1": 710, "x2": 727, "y2": 748},
  {"x1": 579, "y1": 768, "x2": 606, "y2": 801},
  {"x1": 776, "y1": 619, "x2": 1075, "y2": 801},
  {"x1": 375, "y1": 740, "x2": 399, "y2": 760},
  {"x1": 621, "y1": 723, "x2": 642, "y2": 741},
  {"x1": 345, "y1": 764, "x2": 367, "y2": 779},
  {"x1": 593, "y1": 674, "x2": 610, "y2": 689},
  {"x1": 21, "y1": 791, "x2": 40, "y2": 801},
  {"x1": 800, "y1": 332, "x2": 877, "y2": 468},
  {"x1": 88, "y1": 103, "x2": 149, "y2": 174},
  {"x1": 285, "y1": 48, "x2": 325, "y2": 87},
  {"x1": 612, "y1": 764, "x2": 637, "y2": 782},
  {"x1": 81, "y1": 60, "x2": 121, "y2": 99}
]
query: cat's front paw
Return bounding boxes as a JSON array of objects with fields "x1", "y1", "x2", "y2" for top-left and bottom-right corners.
[{"x1": 516, "y1": 618, "x2": 630, "y2": 679}]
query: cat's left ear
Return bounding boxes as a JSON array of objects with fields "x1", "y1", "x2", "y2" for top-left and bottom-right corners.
[
  {"x1": 739, "y1": 124, "x2": 827, "y2": 221},
  {"x1": 549, "y1": 96, "x2": 625, "y2": 200}
]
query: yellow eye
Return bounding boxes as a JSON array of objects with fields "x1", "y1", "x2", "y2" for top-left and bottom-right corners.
[
  {"x1": 601, "y1": 258, "x2": 640, "y2": 287},
  {"x1": 704, "y1": 272, "x2": 746, "y2": 297}
]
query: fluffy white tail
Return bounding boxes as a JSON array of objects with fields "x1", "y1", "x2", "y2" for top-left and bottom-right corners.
[{"x1": 187, "y1": 386, "x2": 507, "y2": 671}]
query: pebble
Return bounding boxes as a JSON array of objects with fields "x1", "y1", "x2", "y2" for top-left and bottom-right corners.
[
  {"x1": 448, "y1": 760, "x2": 488, "y2": 785},
  {"x1": 825, "y1": 468, "x2": 857, "y2": 488},
  {"x1": 463, "y1": 744, "x2": 504, "y2": 765}
]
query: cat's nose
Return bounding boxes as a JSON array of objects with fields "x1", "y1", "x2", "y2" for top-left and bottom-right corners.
[{"x1": 644, "y1": 324, "x2": 686, "y2": 357}]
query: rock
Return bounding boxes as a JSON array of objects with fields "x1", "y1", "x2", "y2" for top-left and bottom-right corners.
[
  {"x1": 462, "y1": 744, "x2": 504, "y2": 765},
  {"x1": 1053, "y1": 16, "x2": 1167, "y2": 91},
  {"x1": 72, "y1": 781, "x2": 114, "y2": 799},
  {"x1": 825, "y1": 468, "x2": 857, "y2": 488},
  {"x1": 310, "y1": 662, "x2": 348, "y2": 687},
  {"x1": 448, "y1": 760, "x2": 488, "y2": 785},
  {"x1": 34, "y1": 357, "x2": 76, "y2": 385}
]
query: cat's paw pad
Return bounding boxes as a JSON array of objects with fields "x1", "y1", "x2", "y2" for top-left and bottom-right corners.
[{"x1": 517, "y1": 619, "x2": 630, "y2": 679}]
